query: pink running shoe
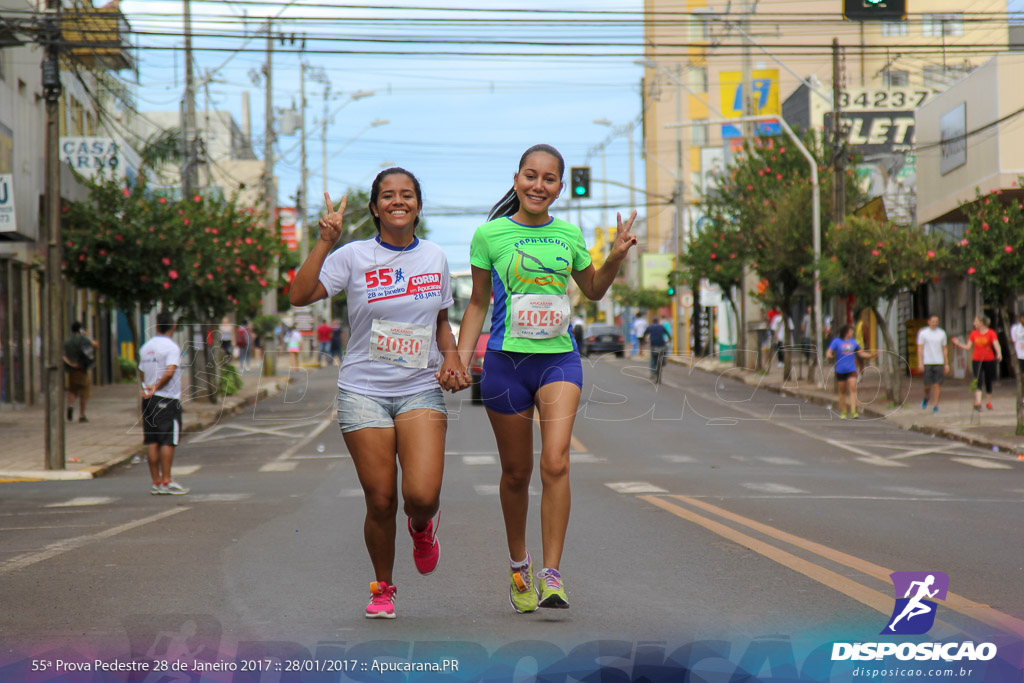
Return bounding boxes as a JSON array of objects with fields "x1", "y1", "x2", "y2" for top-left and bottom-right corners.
[
  {"x1": 408, "y1": 515, "x2": 440, "y2": 575},
  {"x1": 365, "y1": 581, "x2": 397, "y2": 619}
]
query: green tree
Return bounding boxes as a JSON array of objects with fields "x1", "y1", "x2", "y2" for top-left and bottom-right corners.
[
  {"x1": 702, "y1": 132, "x2": 865, "y2": 379},
  {"x1": 679, "y1": 224, "x2": 746, "y2": 363},
  {"x1": 954, "y1": 185, "x2": 1024, "y2": 433},
  {"x1": 820, "y1": 215, "x2": 950, "y2": 403}
]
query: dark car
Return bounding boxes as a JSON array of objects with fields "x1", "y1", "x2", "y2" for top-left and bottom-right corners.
[{"x1": 581, "y1": 323, "x2": 624, "y2": 357}]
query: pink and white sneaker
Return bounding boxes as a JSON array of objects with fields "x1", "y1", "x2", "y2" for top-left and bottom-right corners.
[
  {"x1": 408, "y1": 515, "x2": 440, "y2": 575},
  {"x1": 365, "y1": 581, "x2": 397, "y2": 619}
]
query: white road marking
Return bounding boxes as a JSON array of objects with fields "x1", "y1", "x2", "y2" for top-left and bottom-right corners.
[
  {"x1": 45, "y1": 497, "x2": 115, "y2": 508},
  {"x1": 756, "y1": 456, "x2": 803, "y2": 466},
  {"x1": 950, "y1": 457, "x2": 1012, "y2": 470},
  {"x1": 291, "y1": 454, "x2": 350, "y2": 460},
  {"x1": 273, "y1": 416, "x2": 336, "y2": 463},
  {"x1": 605, "y1": 481, "x2": 668, "y2": 494},
  {"x1": 462, "y1": 455, "x2": 497, "y2": 465},
  {"x1": 338, "y1": 488, "x2": 364, "y2": 498},
  {"x1": 259, "y1": 462, "x2": 298, "y2": 472},
  {"x1": 172, "y1": 465, "x2": 201, "y2": 476},
  {"x1": 855, "y1": 456, "x2": 910, "y2": 468},
  {"x1": 187, "y1": 493, "x2": 253, "y2": 502},
  {"x1": 569, "y1": 453, "x2": 604, "y2": 463},
  {"x1": 0, "y1": 508, "x2": 188, "y2": 573},
  {"x1": 882, "y1": 486, "x2": 948, "y2": 497},
  {"x1": 474, "y1": 484, "x2": 539, "y2": 496},
  {"x1": 660, "y1": 455, "x2": 697, "y2": 463},
  {"x1": 741, "y1": 482, "x2": 808, "y2": 494},
  {"x1": 188, "y1": 417, "x2": 329, "y2": 444}
]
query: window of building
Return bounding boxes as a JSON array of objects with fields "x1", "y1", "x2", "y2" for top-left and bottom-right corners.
[
  {"x1": 691, "y1": 123, "x2": 709, "y2": 146},
  {"x1": 881, "y1": 21, "x2": 908, "y2": 37},
  {"x1": 688, "y1": 66, "x2": 708, "y2": 93},
  {"x1": 922, "y1": 13, "x2": 963, "y2": 37},
  {"x1": 884, "y1": 69, "x2": 909, "y2": 88},
  {"x1": 689, "y1": 17, "x2": 708, "y2": 41}
]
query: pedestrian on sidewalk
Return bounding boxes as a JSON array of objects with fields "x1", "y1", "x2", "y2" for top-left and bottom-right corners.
[
  {"x1": 235, "y1": 320, "x2": 251, "y2": 372},
  {"x1": 1011, "y1": 312, "x2": 1024, "y2": 397},
  {"x1": 316, "y1": 319, "x2": 333, "y2": 367},
  {"x1": 329, "y1": 319, "x2": 344, "y2": 366},
  {"x1": 290, "y1": 169, "x2": 461, "y2": 620},
  {"x1": 826, "y1": 324, "x2": 879, "y2": 419},
  {"x1": 139, "y1": 312, "x2": 188, "y2": 495},
  {"x1": 917, "y1": 314, "x2": 950, "y2": 414},
  {"x1": 631, "y1": 313, "x2": 648, "y2": 356},
  {"x1": 62, "y1": 321, "x2": 98, "y2": 423},
  {"x1": 285, "y1": 326, "x2": 302, "y2": 371},
  {"x1": 453, "y1": 143, "x2": 638, "y2": 613},
  {"x1": 952, "y1": 315, "x2": 1003, "y2": 412}
]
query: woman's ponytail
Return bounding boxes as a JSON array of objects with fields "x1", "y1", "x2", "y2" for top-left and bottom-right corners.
[{"x1": 487, "y1": 187, "x2": 519, "y2": 221}]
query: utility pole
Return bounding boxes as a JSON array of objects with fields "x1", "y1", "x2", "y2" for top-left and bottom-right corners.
[
  {"x1": 261, "y1": 23, "x2": 278, "y2": 376},
  {"x1": 673, "y1": 62, "x2": 685, "y2": 358},
  {"x1": 739, "y1": 0, "x2": 755, "y2": 369},
  {"x1": 298, "y1": 63, "x2": 308, "y2": 263},
  {"x1": 832, "y1": 38, "x2": 845, "y2": 224},
  {"x1": 182, "y1": 0, "x2": 198, "y2": 198},
  {"x1": 42, "y1": 0, "x2": 64, "y2": 470}
]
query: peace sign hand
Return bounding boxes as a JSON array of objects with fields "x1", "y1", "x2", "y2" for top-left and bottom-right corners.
[
  {"x1": 318, "y1": 192, "x2": 348, "y2": 245},
  {"x1": 610, "y1": 210, "x2": 639, "y2": 259}
]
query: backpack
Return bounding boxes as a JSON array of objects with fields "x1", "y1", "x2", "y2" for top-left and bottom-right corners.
[
  {"x1": 236, "y1": 326, "x2": 249, "y2": 347},
  {"x1": 79, "y1": 336, "x2": 96, "y2": 370}
]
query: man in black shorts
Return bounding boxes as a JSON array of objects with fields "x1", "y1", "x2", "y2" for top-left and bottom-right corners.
[{"x1": 139, "y1": 312, "x2": 189, "y2": 495}]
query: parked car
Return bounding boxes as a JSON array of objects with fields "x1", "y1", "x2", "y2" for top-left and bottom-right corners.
[
  {"x1": 467, "y1": 304, "x2": 493, "y2": 404},
  {"x1": 582, "y1": 323, "x2": 624, "y2": 357}
]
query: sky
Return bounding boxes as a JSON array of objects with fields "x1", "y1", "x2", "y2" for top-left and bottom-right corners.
[{"x1": 118, "y1": 1, "x2": 649, "y2": 272}]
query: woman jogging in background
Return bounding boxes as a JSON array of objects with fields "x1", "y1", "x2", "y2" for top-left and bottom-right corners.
[
  {"x1": 451, "y1": 143, "x2": 636, "y2": 612},
  {"x1": 826, "y1": 324, "x2": 878, "y2": 419},
  {"x1": 289, "y1": 168, "x2": 463, "y2": 619},
  {"x1": 952, "y1": 315, "x2": 1003, "y2": 411}
]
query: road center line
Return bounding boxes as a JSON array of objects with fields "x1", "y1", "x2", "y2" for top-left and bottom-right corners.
[
  {"x1": 641, "y1": 494, "x2": 1024, "y2": 639},
  {"x1": 0, "y1": 508, "x2": 189, "y2": 574},
  {"x1": 273, "y1": 415, "x2": 336, "y2": 462}
]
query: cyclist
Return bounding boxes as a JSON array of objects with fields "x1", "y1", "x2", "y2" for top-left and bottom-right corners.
[
  {"x1": 451, "y1": 143, "x2": 637, "y2": 612},
  {"x1": 644, "y1": 316, "x2": 671, "y2": 382},
  {"x1": 289, "y1": 168, "x2": 463, "y2": 619}
]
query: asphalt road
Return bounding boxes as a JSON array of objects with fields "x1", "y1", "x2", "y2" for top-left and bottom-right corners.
[{"x1": 2, "y1": 357, "x2": 1022, "y2": 681}]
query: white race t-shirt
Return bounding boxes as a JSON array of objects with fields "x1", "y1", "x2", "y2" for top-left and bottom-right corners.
[
  {"x1": 916, "y1": 326, "x2": 947, "y2": 366},
  {"x1": 139, "y1": 334, "x2": 182, "y2": 400},
  {"x1": 318, "y1": 236, "x2": 453, "y2": 397},
  {"x1": 1011, "y1": 322, "x2": 1024, "y2": 360}
]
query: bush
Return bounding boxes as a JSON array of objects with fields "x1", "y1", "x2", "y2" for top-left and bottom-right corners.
[
  {"x1": 118, "y1": 356, "x2": 138, "y2": 383},
  {"x1": 218, "y1": 363, "x2": 243, "y2": 397}
]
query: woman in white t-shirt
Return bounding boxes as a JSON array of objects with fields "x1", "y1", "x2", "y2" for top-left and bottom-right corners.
[{"x1": 289, "y1": 168, "x2": 463, "y2": 619}]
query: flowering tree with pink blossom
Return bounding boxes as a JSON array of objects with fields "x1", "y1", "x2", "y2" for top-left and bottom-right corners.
[{"x1": 955, "y1": 185, "x2": 1024, "y2": 433}]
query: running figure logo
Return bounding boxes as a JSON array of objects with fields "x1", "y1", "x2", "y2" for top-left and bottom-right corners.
[{"x1": 882, "y1": 571, "x2": 949, "y2": 635}]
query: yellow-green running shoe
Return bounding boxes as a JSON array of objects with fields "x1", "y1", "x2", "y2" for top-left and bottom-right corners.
[
  {"x1": 509, "y1": 555, "x2": 537, "y2": 613},
  {"x1": 537, "y1": 568, "x2": 569, "y2": 609}
]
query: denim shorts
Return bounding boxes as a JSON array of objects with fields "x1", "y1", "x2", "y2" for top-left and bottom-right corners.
[{"x1": 336, "y1": 386, "x2": 447, "y2": 433}]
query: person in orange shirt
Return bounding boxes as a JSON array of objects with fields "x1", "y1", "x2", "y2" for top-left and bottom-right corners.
[{"x1": 952, "y1": 315, "x2": 1003, "y2": 411}]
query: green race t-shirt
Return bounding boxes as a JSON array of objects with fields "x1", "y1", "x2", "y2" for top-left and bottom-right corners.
[{"x1": 470, "y1": 216, "x2": 592, "y2": 353}]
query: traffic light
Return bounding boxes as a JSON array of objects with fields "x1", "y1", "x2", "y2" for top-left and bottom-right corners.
[
  {"x1": 570, "y1": 166, "x2": 591, "y2": 198},
  {"x1": 667, "y1": 284, "x2": 675, "y2": 296},
  {"x1": 843, "y1": 0, "x2": 905, "y2": 21}
]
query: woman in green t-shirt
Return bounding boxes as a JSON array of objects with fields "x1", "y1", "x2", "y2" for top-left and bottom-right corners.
[{"x1": 452, "y1": 143, "x2": 636, "y2": 612}]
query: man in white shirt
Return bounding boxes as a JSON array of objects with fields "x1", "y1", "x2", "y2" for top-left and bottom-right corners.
[
  {"x1": 916, "y1": 314, "x2": 949, "y2": 414},
  {"x1": 1011, "y1": 311, "x2": 1024, "y2": 396},
  {"x1": 139, "y1": 312, "x2": 188, "y2": 495},
  {"x1": 631, "y1": 314, "x2": 648, "y2": 356}
]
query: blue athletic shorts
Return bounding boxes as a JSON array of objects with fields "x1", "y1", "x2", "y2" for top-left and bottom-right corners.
[
  {"x1": 336, "y1": 386, "x2": 447, "y2": 433},
  {"x1": 480, "y1": 350, "x2": 583, "y2": 415}
]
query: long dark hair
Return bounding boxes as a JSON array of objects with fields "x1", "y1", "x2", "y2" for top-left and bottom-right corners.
[
  {"x1": 369, "y1": 167, "x2": 423, "y2": 231},
  {"x1": 487, "y1": 144, "x2": 565, "y2": 221}
]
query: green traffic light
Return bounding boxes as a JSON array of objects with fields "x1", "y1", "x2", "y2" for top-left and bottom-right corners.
[{"x1": 574, "y1": 187, "x2": 585, "y2": 196}]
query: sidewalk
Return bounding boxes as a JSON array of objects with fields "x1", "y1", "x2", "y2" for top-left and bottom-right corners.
[
  {"x1": 0, "y1": 367, "x2": 293, "y2": 482},
  {"x1": 669, "y1": 352, "x2": 1024, "y2": 457}
]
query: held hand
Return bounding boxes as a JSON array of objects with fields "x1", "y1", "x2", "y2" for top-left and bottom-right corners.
[
  {"x1": 319, "y1": 192, "x2": 348, "y2": 245},
  {"x1": 609, "y1": 210, "x2": 639, "y2": 259}
]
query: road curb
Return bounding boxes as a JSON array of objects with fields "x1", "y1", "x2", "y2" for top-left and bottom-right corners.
[
  {"x1": 686, "y1": 359, "x2": 1024, "y2": 457},
  {"x1": 2, "y1": 376, "x2": 292, "y2": 482}
]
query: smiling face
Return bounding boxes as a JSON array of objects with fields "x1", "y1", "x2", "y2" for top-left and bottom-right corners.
[
  {"x1": 514, "y1": 151, "x2": 564, "y2": 219},
  {"x1": 371, "y1": 172, "x2": 420, "y2": 233}
]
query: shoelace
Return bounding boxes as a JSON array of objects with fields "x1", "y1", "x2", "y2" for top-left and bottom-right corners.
[
  {"x1": 410, "y1": 513, "x2": 440, "y2": 551},
  {"x1": 371, "y1": 583, "x2": 395, "y2": 605},
  {"x1": 540, "y1": 571, "x2": 561, "y2": 591}
]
